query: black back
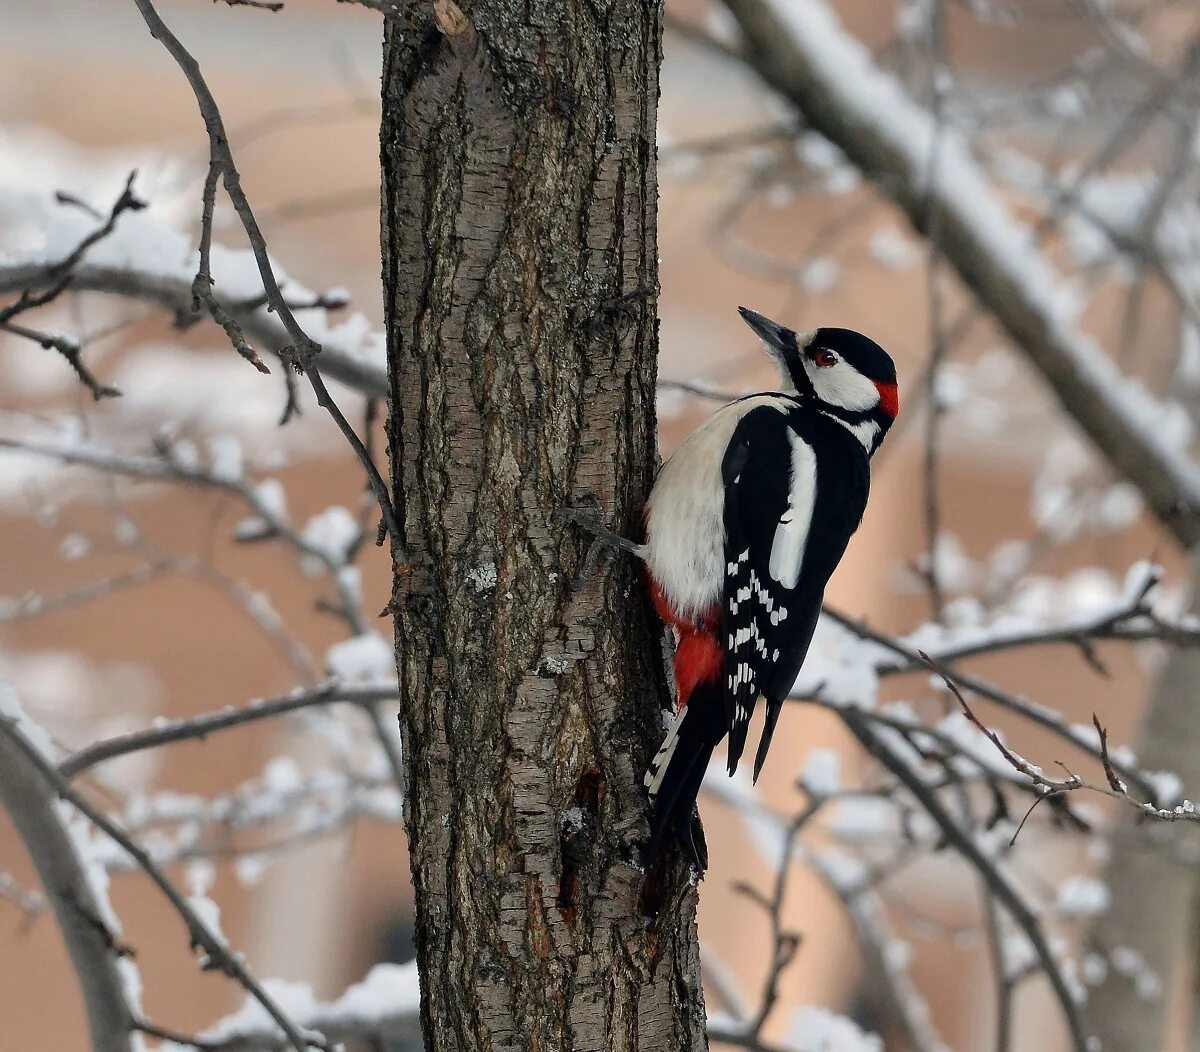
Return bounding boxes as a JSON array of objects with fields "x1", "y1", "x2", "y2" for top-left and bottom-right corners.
[{"x1": 721, "y1": 402, "x2": 870, "y2": 779}]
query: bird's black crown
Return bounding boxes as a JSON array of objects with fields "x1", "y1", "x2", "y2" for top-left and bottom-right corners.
[{"x1": 809, "y1": 327, "x2": 896, "y2": 385}]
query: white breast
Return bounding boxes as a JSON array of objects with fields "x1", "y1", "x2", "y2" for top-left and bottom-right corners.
[{"x1": 644, "y1": 395, "x2": 792, "y2": 624}]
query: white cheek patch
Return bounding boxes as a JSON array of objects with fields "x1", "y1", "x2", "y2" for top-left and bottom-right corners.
[{"x1": 807, "y1": 360, "x2": 880, "y2": 412}]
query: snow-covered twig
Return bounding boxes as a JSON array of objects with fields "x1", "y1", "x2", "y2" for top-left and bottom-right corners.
[
  {"x1": 0, "y1": 688, "x2": 139, "y2": 1052},
  {"x1": 924, "y1": 652, "x2": 1200, "y2": 826},
  {"x1": 720, "y1": 0, "x2": 1200, "y2": 549},
  {"x1": 0, "y1": 261, "x2": 390, "y2": 397},
  {"x1": 148, "y1": 961, "x2": 421, "y2": 1052},
  {"x1": 0, "y1": 174, "x2": 147, "y2": 400},
  {"x1": 823, "y1": 605, "x2": 1157, "y2": 798},
  {"x1": 60, "y1": 683, "x2": 398, "y2": 778},
  {"x1": 840, "y1": 709, "x2": 1090, "y2": 1051},
  {"x1": 128, "y1": 0, "x2": 400, "y2": 546},
  {"x1": 0, "y1": 709, "x2": 329, "y2": 1052}
]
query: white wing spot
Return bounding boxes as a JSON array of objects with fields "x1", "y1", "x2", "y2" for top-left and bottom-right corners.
[{"x1": 768, "y1": 429, "x2": 817, "y2": 589}]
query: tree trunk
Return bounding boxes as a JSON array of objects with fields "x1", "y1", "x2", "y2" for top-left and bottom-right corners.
[{"x1": 379, "y1": 4, "x2": 708, "y2": 1050}]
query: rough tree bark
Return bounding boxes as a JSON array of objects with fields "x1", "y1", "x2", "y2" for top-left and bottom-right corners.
[{"x1": 380, "y1": 4, "x2": 708, "y2": 1050}]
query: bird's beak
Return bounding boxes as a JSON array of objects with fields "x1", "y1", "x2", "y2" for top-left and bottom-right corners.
[{"x1": 737, "y1": 306, "x2": 796, "y2": 355}]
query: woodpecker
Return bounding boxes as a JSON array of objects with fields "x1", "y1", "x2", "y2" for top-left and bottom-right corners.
[{"x1": 642, "y1": 307, "x2": 898, "y2": 868}]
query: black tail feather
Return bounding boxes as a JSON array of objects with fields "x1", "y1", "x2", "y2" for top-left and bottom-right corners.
[
  {"x1": 752, "y1": 697, "x2": 785, "y2": 782},
  {"x1": 725, "y1": 704, "x2": 749, "y2": 776},
  {"x1": 646, "y1": 681, "x2": 725, "y2": 869}
]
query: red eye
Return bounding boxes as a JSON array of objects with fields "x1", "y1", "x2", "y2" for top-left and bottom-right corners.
[{"x1": 814, "y1": 349, "x2": 837, "y2": 368}]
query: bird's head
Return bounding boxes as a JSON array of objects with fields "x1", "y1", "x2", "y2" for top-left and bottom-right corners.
[{"x1": 738, "y1": 306, "x2": 898, "y2": 453}]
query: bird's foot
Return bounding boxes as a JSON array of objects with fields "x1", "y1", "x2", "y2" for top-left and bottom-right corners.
[{"x1": 553, "y1": 496, "x2": 645, "y2": 590}]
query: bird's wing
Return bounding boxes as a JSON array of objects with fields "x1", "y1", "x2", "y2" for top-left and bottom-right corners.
[{"x1": 722, "y1": 409, "x2": 870, "y2": 779}]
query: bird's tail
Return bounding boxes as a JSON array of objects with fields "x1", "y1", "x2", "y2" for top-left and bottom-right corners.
[{"x1": 644, "y1": 678, "x2": 725, "y2": 871}]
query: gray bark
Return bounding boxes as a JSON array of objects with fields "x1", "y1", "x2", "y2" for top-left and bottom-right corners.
[{"x1": 380, "y1": 4, "x2": 708, "y2": 1051}]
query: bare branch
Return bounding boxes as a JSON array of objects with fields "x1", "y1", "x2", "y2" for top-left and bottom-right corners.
[
  {"x1": 720, "y1": 0, "x2": 1200, "y2": 549},
  {"x1": 0, "y1": 694, "x2": 138, "y2": 1052},
  {"x1": 921, "y1": 650, "x2": 1199, "y2": 825},
  {"x1": 0, "y1": 320, "x2": 121, "y2": 400},
  {"x1": 823, "y1": 605, "x2": 1157, "y2": 798},
  {"x1": 60, "y1": 683, "x2": 397, "y2": 778},
  {"x1": 127, "y1": 0, "x2": 399, "y2": 545},
  {"x1": 840, "y1": 708, "x2": 1090, "y2": 1051},
  {"x1": 0, "y1": 261, "x2": 389, "y2": 396},
  {"x1": 0, "y1": 713, "x2": 329, "y2": 1052}
]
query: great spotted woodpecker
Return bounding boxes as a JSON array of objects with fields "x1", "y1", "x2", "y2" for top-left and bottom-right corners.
[{"x1": 642, "y1": 307, "x2": 898, "y2": 868}]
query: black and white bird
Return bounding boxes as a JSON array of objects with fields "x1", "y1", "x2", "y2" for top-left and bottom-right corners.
[{"x1": 641, "y1": 307, "x2": 898, "y2": 868}]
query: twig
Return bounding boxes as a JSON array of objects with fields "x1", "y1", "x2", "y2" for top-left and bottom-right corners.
[
  {"x1": 0, "y1": 175, "x2": 146, "y2": 400},
  {"x1": 0, "y1": 716, "x2": 330, "y2": 1052},
  {"x1": 0, "y1": 320, "x2": 120, "y2": 400},
  {"x1": 921, "y1": 651, "x2": 1199, "y2": 824},
  {"x1": 823, "y1": 605, "x2": 1157, "y2": 798},
  {"x1": 61, "y1": 684, "x2": 398, "y2": 778},
  {"x1": 924, "y1": 650, "x2": 1078, "y2": 792},
  {"x1": 48, "y1": 172, "x2": 146, "y2": 280},
  {"x1": 0, "y1": 261, "x2": 389, "y2": 397},
  {"x1": 839, "y1": 709, "x2": 1091, "y2": 1052},
  {"x1": 1093, "y1": 713, "x2": 1127, "y2": 794},
  {"x1": 128, "y1": 0, "x2": 400, "y2": 546}
]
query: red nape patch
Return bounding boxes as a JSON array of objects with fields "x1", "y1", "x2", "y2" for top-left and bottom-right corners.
[
  {"x1": 875, "y1": 381, "x2": 900, "y2": 419},
  {"x1": 674, "y1": 629, "x2": 722, "y2": 707}
]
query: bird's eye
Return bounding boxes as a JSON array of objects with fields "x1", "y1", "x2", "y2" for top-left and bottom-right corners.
[{"x1": 813, "y1": 349, "x2": 837, "y2": 368}]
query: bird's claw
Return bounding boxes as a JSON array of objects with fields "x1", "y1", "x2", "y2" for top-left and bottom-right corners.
[{"x1": 553, "y1": 497, "x2": 643, "y2": 592}]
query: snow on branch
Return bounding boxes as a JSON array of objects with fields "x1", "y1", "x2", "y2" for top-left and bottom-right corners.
[
  {"x1": 0, "y1": 683, "x2": 141, "y2": 1052},
  {"x1": 60, "y1": 683, "x2": 398, "y2": 779},
  {"x1": 152, "y1": 962, "x2": 421, "y2": 1052},
  {"x1": 0, "y1": 259, "x2": 389, "y2": 397},
  {"x1": 0, "y1": 700, "x2": 329, "y2": 1052},
  {"x1": 720, "y1": 0, "x2": 1200, "y2": 549}
]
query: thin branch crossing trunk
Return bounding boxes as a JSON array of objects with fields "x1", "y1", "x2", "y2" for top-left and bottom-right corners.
[{"x1": 380, "y1": 4, "x2": 708, "y2": 1049}]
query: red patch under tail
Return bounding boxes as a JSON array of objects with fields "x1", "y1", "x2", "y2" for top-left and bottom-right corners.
[{"x1": 645, "y1": 572, "x2": 722, "y2": 707}]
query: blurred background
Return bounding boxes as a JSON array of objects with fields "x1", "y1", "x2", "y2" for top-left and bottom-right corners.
[{"x1": 3, "y1": 0, "x2": 1199, "y2": 1049}]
